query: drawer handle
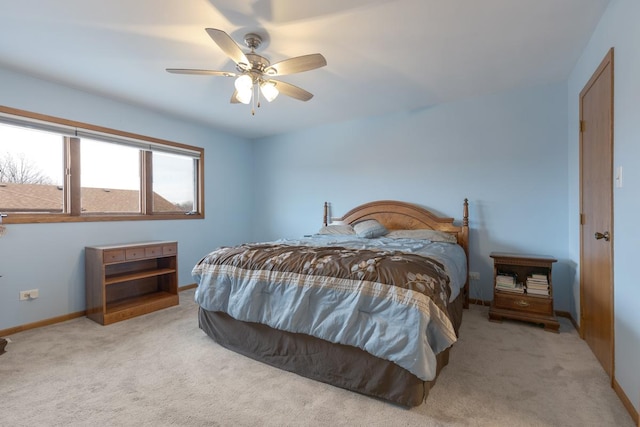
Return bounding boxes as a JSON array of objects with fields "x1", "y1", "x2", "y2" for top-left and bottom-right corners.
[{"x1": 515, "y1": 300, "x2": 530, "y2": 307}]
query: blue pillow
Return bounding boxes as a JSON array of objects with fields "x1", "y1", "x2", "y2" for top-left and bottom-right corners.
[{"x1": 353, "y1": 219, "x2": 388, "y2": 238}]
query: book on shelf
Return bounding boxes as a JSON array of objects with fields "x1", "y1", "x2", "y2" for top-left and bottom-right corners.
[
  {"x1": 526, "y1": 275, "x2": 548, "y2": 285},
  {"x1": 495, "y1": 274, "x2": 516, "y2": 287},
  {"x1": 526, "y1": 286, "x2": 550, "y2": 297},
  {"x1": 526, "y1": 274, "x2": 549, "y2": 297},
  {"x1": 526, "y1": 280, "x2": 548, "y2": 287},
  {"x1": 527, "y1": 282, "x2": 549, "y2": 291},
  {"x1": 525, "y1": 272, "x2": 550, "y2": 296},
  {"x1": 496, "y1": 282, "x2": 524, "y2": 294}
]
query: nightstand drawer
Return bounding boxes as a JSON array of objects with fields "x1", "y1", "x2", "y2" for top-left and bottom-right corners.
[{"x1": 494, "y1": 292, "x2": 552, "y2": 316}]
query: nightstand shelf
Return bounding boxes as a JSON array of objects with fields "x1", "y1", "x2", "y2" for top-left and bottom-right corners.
[{"x1": 488, "y1": 252, "x2": 559, "y2": 333}]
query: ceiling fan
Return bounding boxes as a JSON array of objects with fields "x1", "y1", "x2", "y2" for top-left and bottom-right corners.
[{"x1": 167, "y1": 28, "x2": 327, "y2": 114}]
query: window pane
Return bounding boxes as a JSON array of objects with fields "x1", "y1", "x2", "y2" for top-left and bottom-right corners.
[
  {"x1": 0, "y1": 123, "x2": 64, "y2": 212},
  {"x1": 152, "y1": 152, "x2": 195, "y2": 213},
  {"x1": 81, "y1": 139, "x2": 140, "y2": 213}
]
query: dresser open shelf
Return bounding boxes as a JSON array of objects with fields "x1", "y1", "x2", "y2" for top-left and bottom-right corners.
[{"x1": 86, "y1": 241, "x2": 179, "y2": 325}]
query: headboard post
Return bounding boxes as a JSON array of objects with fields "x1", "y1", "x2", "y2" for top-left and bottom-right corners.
[
  {"x1": 463, "y1": 198, "x2": 469, "y2": 227},
  {"x1": 323, "y1": 202, "x2": 329, "y2": 227},
  {"x1": 461, "y1": 198, "x2": 469, "y2": 309}
]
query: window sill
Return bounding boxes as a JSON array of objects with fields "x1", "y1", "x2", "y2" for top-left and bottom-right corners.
[{"x1": 2, "y1": 213, "x2": 204, "y2": 224}]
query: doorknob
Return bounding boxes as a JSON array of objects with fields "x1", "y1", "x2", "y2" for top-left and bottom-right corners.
[{"x1": 594, "y1": 231, "x2": 610, "y2": 241}]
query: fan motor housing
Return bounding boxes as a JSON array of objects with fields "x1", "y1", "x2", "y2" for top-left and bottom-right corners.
[
  {"x1": 243, "y1": 33, "x2": 263, "y2": 50},
  {"x1": 238, "y1": 53, "x2": 271, "y2": 74}
]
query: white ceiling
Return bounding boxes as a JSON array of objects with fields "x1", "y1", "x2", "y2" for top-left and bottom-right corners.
[{"x1": 0, "y1": 0, "x2": 610, "y2": 139}]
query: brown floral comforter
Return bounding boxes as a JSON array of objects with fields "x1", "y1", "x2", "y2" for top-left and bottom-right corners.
[{"x1": 192, "y1": 242, "x2": 458, "y2": 381}]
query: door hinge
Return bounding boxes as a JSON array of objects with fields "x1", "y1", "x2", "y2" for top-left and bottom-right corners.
[
  {"x1": 580, "y1": 213, "x2": 585, "y2": 225},
  {"x1": 579, "y1": 120, "x2": 585, "y2": 133}
]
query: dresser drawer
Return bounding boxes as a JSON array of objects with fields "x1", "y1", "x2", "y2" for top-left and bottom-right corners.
[
  {"x1": 493, "y1": 292, "x2": 552, "y2": 316},
  {"x1": 125, "y1": 247, "x2": 146, "y2": 260},
  {"x1": 103, "y1": 249, "x2": 125, "y2": 263},
  {"x1": 145, "y1": 246, "x2": 162, "y2": 258},
  {"x1": 162, "y1": 244, "x2": 177, "y2": 256}
]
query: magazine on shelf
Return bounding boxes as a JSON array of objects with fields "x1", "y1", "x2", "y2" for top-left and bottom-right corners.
[
  {"x1": 496, "y1": 273, "x2": 516, "y2": 287},
  {"x1": 496, "y1": 282, "x2": 524, "y2": 294}
]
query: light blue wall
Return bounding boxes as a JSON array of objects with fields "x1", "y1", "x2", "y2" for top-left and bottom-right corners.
[
  {"x1": 2, "y1": 5, "x2": 635, "y2": 413},
  {"x1": 567, "y1": 0, "x2": 640, "y2": 414},
  {"x1": 0, "y1": 68, "x2": 254, "y2": 331},
  {"x1": 253, "y1": 82, "x2": 569, "y2": 309}
]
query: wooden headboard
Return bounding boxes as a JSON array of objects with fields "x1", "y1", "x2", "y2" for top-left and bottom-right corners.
[{"x1": 324, "y1": 199, "x2": 470, "y2": 308}]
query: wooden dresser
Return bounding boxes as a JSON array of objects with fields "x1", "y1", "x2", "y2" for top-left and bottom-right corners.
[
  {"x1": 488, "y1": 252, "x2": 560, "y2": 333},
  {"x1": 85, "y1": 241, "x2": 179, "y2": 325}
]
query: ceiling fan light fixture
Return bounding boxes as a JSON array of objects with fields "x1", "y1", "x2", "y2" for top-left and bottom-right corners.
[
  {"x1": 167, "y1": 28, "x2": 327, "y2": 113},
  {"x1": 260, "y1": 81, "x2": 279, "y2": 102},
  {"x1": 234, "y1": 74, "x2": 253, "y2": 91},
  {"x1": 235, "y1": 88, "x2": 252, "y2": 104}
]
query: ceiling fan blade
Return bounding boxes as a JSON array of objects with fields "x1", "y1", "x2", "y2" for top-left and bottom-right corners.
[
  {"x1": 266, "y1": 54, "x2": 327, "y2": 76},
  {"x1": 230, "y1": 90, "x2": 241, "y2": 104},
  {"x1": 166, "y1": 68, "x2": 236, "y2": 77},
  {"x1": 205, "y1": 28, "x2": 250, "y2": 69},
  {"x1": 270, "y1": 80, "x2": 314, "y2": 101}
]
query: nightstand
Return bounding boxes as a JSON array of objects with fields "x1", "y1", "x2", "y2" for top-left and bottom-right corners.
[{"x1": 488, "y1": 252, "x2": 560, "y2": 333}]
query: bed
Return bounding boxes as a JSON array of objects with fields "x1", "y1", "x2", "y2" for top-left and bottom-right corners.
[{"x1": 192, "y1": 199, "x2": 469, "y2": 407}]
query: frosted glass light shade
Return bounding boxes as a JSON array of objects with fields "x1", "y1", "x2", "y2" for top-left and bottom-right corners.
[
  {"x1": 234, "y1": 74, "x2": 252, "y2": 91},
  {"x1": 235, "y1": 88, "x2": 252, "y2": 104},
  {"x1": 260, "y1": 81, "x2": 279, "y2": 102}
]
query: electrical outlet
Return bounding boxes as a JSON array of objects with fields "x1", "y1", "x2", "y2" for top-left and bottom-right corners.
[
  {"x1": 469, "y1": 272, "x2": 480, "y2": 280},
  {"x1": 19, "y1": 289, "x2": 39, "y2": 300}
]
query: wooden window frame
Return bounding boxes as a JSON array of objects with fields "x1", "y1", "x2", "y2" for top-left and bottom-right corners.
[{"x1": 0, "y1": 105, "x2": 205, "y2": 224}]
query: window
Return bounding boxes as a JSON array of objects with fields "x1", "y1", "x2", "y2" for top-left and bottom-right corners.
[
  {"x1": 0, "y1": 106, "x2": 204, "y2": 224},
  {"x1": 0, "y1": 123, "x2": 64, "y2": 213},
  {"x1": 152, "y1": 152, "x2": 197, "y2": 213},
  {"x1": 80, "y1": 138, "x2": 141, "y2": 214}
]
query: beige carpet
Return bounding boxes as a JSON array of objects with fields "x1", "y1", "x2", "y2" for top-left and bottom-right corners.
[{"x1": 0, "y1": 290, "x2": 633, "y2": 427}]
